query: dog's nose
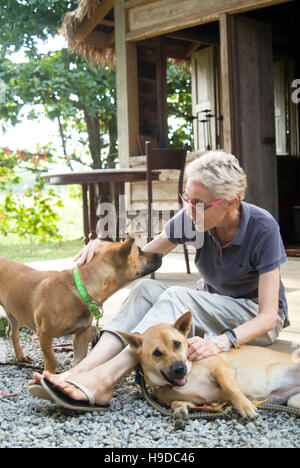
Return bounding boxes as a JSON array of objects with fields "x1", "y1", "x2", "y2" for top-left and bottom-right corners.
[
  {"x1": 153, "y1": 253, "x2": 163, "y2": 260},
  {"x1": 171, "y1": 361, "x2": 187, "y2": 379}
]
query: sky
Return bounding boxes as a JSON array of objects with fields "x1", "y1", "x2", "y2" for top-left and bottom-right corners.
[{"x1": 1, "y1": 105, "x2": 62, "y2": 153}]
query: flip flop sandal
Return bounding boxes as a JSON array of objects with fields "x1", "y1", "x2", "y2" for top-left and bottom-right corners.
[
  {"x1": 29, "y1": 384, "x2": 55, "y2": 402},
  {"x1": 28, "y1": 371, "x2": 73, "y2": 402},
  {"x1": 40, "y1": 378, "x2": 110, "y2": 412}
]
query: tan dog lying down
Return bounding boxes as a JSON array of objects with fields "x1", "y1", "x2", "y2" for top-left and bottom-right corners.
[
  {"x1": 0, "y1": 236, "x2": 162, "y2": 373},
  {"x1": 120, "y1": 311, "x2": 300, "y2": 429}
]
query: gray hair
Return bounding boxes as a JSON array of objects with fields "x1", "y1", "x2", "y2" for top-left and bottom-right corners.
[{"x1": 186, "y1": 151, "x2": 247, "y2": 201}]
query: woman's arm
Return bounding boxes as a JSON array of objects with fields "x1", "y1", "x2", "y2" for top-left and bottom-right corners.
[
  {"x1": 188, "y1": 268, "x2": 280, "y2": 360},
  {"x1": 74, "y1": 230, "x2": 177, "y2": 265},
  {"x1": 142, "y1": 230, "x2": 178, "y2": 256},
  {"x1": 229, "y1": 267, "x2": 280, "y2": 345}
]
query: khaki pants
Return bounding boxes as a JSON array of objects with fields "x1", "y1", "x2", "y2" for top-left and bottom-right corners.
[{"x1": 102, "y1": 278, "x2": 285, "y2": 348}]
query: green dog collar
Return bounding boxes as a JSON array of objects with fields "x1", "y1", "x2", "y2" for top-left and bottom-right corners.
[{"x1": 73, "y1": 267, "x2": 103, "y2": 320}]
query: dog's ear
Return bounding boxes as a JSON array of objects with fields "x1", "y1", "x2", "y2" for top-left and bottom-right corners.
[
  {"x1": 174, "y1": 311, "x2": 193, "y2": 336},
  {"x1": 118, "y1": 235, "x2": 135, "y2": 259},
  {"x1": 118, "y1": 331, "x2": 143, "y2": 352}
]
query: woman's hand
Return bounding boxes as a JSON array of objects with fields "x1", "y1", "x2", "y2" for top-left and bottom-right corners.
[
  {"x1": 73, "y1": 239, "x2": 111, "y2": 266},
  {"x1": 187, "y1": 336, "x2": 221, "y2": 360}
]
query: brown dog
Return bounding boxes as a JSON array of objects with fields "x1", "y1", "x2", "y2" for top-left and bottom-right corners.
[
  {"x1": 120, "y1": 311, "x2": 300, "y2": 429},
  {"x1": 0, "y1": 236, "x2": 162, "y2": 373}
]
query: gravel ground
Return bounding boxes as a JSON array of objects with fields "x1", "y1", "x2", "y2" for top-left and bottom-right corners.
[{"x1": 0, "y1": 330, "x2": 299, "y2": 449}]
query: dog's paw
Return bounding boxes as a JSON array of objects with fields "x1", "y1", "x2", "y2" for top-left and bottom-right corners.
[
  {"x1": 237, "y1": 399, "x2": 259, "y2": 420},
  {"x1": 18, "y1": 354, "x2": 33, "y2": 363},
  {"x1": 173, "y1": 408, "x2": 189, "y2": 431}
]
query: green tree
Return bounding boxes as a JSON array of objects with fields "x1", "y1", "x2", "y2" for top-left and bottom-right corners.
[
  {"x1": 0, "y1": 0, "x2": 118, "y2": 170},
  {"x1": 0, "y1": 50, "x2": 117, "y2": 169},
  {"x1": 0, "y1": 0, "x2": 119, "y2": 240},
  {"x1": 0, "y1": 0, "x2": 74, "y2": 52}
]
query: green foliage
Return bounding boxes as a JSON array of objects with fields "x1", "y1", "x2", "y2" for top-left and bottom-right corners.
[
  {"x1": 1, "y1": 189, "x2": 63, "y2": 241},
  {"x1": 0, "y1": 0, "x2": 117, "y2": 170},
  {"x1": 167, "y1": 61, "x2": 193, "y2": 149},
  {"x1": 0, "y1": 147, "x2": 63, "y2": 242},
  {"x1": 0, "y1": 0, "x2": 119, "y2": 241},
  {"x1": 0, "y1": 49, "x2": 117, "y2": 169},
  {"x1": 67, "y1": 184, "x2": 82, "y2": 200}
]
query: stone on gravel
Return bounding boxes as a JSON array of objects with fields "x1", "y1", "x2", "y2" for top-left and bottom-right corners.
[{"x1": 0, "y1": 331, "x2": 299, "y2": 448}]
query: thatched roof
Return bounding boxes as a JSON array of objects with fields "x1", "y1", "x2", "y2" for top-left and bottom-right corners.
[
  {"x1": 59, "y1": 0, "x2": 212, "y2": 66},
  {"x1": 59, "y1": 0, "x2": 115, "y2": 66}
]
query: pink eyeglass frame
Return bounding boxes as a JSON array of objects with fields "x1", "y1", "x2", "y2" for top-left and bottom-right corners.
[{"x1": 179, "y1": 193, "x2": 226, "y2": 210}]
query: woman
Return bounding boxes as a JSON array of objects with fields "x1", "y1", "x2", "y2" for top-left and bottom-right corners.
[{"x1": 29, "y1": 151, "x2": 289, "y2": 409}]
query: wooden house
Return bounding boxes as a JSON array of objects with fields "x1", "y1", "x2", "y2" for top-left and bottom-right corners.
[{"x1": 60, "y1": 0, "x2": 299, "y2": 241}]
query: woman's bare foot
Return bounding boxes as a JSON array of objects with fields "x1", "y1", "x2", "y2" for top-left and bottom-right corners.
[
  {"x1": 28, "y1": 369, "x2": 73, "y2": 386},
  {"x1": 28, "y1": 345, "x2": 138, "y2": 407},
  {"x1": 49, "y1": 369, "x2": 114, "y2": 406},
  {"x1": 28, "y1": 368, "x2": 114, "y2": 406}
]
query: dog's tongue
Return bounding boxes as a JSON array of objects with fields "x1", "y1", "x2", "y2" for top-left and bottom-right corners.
[{"x1": 175, "y1": 376, "x2": 187, "y2": 386}]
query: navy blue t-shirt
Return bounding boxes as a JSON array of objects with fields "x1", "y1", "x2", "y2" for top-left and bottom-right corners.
[{"x1": 164, "y1": 202, "x2": 289, "y2": 327}]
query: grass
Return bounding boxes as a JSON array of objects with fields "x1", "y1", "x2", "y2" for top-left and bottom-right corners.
[{"x1": 0, "y1": 237, "x2": 84, "y2": 263}]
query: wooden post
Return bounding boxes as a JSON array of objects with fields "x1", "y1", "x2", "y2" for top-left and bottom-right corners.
[
  {"x1": 156, "y1": 37, "x2": 169, "y2": 147},
  {"x1": 219, "y1": 13, "x2": 278, "y2": 219},
  {"x1": 219, "y1": 13, "x2": 236, "y2": 155},
  {"x1": 115, "y1": 0, "x2": 140, "y2": 166},
  {"x1": 88, "y1": 183, "x2": 97, "y2": 240},
  {"x1": 82, "y1": 184, "x2": 90, "y2": 245}
]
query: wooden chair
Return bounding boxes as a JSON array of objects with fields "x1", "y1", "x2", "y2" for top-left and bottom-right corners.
[
  {"x1": 128, "y1": 141, "x2": 191, "y2": 278},
  {"x1": 137, "y1": 135, "x2": 159, "y2": 155}
]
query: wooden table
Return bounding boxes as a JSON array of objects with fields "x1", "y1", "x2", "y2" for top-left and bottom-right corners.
[{"x1": 42, "y1": 168, "x2": 159, "y2": 244}]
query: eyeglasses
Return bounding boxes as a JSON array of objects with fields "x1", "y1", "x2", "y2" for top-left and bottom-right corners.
[{"x1": 180, "y1": 191, "x2": 226, "y2": 211}]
